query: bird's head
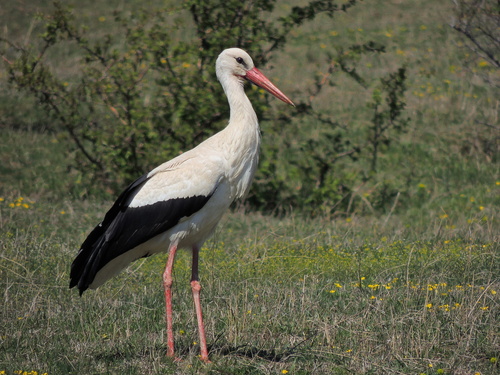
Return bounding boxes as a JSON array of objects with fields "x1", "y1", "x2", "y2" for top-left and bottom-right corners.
[
  {"x1": 216, "y1": 48, "x2": 255, "y2": 79},
  {"x1": 216, "y1": 48, "x2": 295, "y2": 107}
]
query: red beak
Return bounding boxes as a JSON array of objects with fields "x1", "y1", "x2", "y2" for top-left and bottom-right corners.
[{"x1": 245, "y1": 67, "x2": 295, "y2": 107}]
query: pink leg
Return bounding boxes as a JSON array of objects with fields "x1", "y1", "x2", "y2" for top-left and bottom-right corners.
[
  {"x1": 191, "y1": 246, "x2": 210, "y2": 362},
  {"x1": 163, "y1": 243, "x2": 178, "y2": 359}
]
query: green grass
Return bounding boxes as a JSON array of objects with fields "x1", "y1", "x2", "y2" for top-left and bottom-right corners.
[
  {"x1": 1, "y1": 0, "x2": 499, "y2": 374},
  {"x1": 0, "y1": 193, "x2": 498, "y2": 374}
]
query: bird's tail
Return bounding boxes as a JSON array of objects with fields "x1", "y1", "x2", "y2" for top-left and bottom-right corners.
[{"x1": 69, "y1": 226, "x2": 109, "y2": 295}]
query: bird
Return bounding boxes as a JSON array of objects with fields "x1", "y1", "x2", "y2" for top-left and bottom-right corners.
[{"x1": 69, "y1": 47, "x2": 294, "y2": 362}]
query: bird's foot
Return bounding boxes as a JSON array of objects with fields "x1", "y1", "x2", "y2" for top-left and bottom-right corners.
[
  {"x1": 166, "y1": 354, "x2": 183, "y2": 363},
  {"x1": 166, "y1": 349, "x2": 183, "y2": 363},
  {"x1": 199, "y1": 355, "x2": 212, "y2": 364}
]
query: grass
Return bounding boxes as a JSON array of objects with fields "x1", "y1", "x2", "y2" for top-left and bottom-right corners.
[
  {"x1": 0, "y1": 192, "x2": 498, "y2": 374},
  {"x1": 1, "y1": 0, "x2": 499, "y2": 374}
]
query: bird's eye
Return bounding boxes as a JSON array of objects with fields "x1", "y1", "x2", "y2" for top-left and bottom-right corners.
[{"x1": 236, "y1": 57, "x2": 244, "y2": 64}]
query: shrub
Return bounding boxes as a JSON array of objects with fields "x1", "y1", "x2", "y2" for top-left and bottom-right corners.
[{"x1": 1, "y1": 0, "x2": 408, "y2": 215}]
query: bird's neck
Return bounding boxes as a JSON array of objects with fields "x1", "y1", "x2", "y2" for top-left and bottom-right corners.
[
  {"x1": 221, "y1": 76, "x2": 261, "y2": 153},
  {"x1": 219, "y1": 75, "x2": 261, "y2": 199},
  {"x1": 224, "y1": 77, "x2": 259, "y2": 130},
  {"x1": 222, "y1": 77, "x2": 261, "y2": 158}
]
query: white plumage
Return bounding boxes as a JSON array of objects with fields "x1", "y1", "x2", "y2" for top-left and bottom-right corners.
[{"x1": 70, "y1": 47, "x2": 294, "y2": 362}]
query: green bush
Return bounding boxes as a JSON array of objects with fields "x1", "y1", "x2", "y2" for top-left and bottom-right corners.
[{"x1": 2, "y1": 0, "x2": 408, "y2": 215}]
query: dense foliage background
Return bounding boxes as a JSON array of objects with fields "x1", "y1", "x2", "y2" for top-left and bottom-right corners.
[
  {"x1": 3, "y1": 0, "x2": 497, "y2": 219},
  {"x1": 1, "y1": 0, "x2": 425, "y2": 216}
]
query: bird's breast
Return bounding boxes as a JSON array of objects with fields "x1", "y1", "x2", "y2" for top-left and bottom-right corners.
[{"x1": 224, "y1": 127, "x2": 261, "y2": 200}]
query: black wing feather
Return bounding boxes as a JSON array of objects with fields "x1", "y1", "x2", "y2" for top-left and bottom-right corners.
[{"x1": 69, "y1": 173, "x2": 213, "y2": 294}]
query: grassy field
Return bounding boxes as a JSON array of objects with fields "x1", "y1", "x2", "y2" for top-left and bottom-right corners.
[
  {"x1": 1, "y1": 188, "x2": 497, "y2": 375},
  {"x1": 1, "y1": 0, "x2": 499, "y2": 374}
]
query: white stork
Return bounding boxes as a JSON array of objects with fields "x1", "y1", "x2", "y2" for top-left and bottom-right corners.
[{"x1": 69, "y1": 48, "x2": 294, "y2": 362}]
